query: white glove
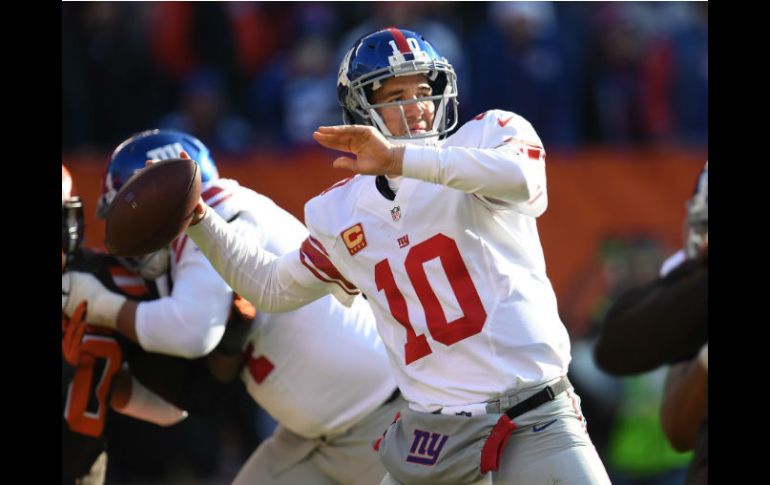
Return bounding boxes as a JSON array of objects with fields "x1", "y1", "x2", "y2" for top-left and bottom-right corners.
[
  {"x1": 62, "y1": 271, "x2": 127, "y2": 329},
  {"x1": 697, "y1": 343, "x2": 708, "y2": 372}
]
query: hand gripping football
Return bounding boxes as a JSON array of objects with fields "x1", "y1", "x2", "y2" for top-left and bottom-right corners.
[{"x1": 105, "y1": 158, "x2": 201, "y2": 256}]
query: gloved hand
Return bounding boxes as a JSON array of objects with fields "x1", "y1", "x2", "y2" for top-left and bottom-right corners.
[
  {"x1": 62, "y1": 271, "x2": 126, "y2": 329},
  {"x1": 62, "y1": 301, "x2": 88, "y2": 366}
]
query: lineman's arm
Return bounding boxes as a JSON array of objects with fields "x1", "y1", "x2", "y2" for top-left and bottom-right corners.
[
  {"x1": 62, "y1": 257, "x2": 231, "y2": 359},
  {"x1": 660, "y1": 345, "x2": 708, "y2": 451},
  {"x1": 593, "y1": 256, "x2": 708, "y2": 374}
]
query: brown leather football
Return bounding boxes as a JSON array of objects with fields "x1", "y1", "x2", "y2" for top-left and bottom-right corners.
[{"x1": 105, "y1": 158, "x2": 201, "y2": 256}]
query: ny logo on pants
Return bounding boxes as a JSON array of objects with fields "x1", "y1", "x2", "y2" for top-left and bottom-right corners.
[{"x1": 406, "y1": 429, "x2": 449, "y2": 465}]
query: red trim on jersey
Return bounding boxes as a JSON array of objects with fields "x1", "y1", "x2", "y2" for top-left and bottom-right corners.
[
  {"x1": 320, "y1": 176, "x2": 354, "y2": 195},
  {"x1": 527, "y1": 190, "x2": 544, "y2": 206},
  {"x1": 173, "y1": 235, "x2": 188, "y2": 263},
  {"x1": 387, "y1": 27, "x2": 411, "y2": 53},
  {"x1": 247, "y1": 355, "x2": 274, "y2": 384},
  {"x1": 171, "y1": 235, "x2": 183, "y2": 254},
  {"x1": 301, "y1": 237, "x2": 357, "y2": 292},
  {"x1": 300, "y1": 253, "x2": 358, "y2": 296},
  {"x1": 472, "y1": 111, "x2": 489, "y2": 121},
  {"x1": 299, "y1": 252, "x2": 359, "y2": 296},
  {"x1": 202, "y1": 186, "x2": 224, "y2": 202},
  {"x1": 209, "y1": 193, "x2": 232, "y2": 208},
  {"x1": 299, "y1": 237, "x2": 358, "y2": 295},
  {"x1": 308, "y1": 235, "x2": 329, "y2": 256},
  {"x1": 527, "y1": 148, "x2": 542, "y2": 160},
  {"x1": 566, "y1": 389, "x2": 586, "y2": 430}
]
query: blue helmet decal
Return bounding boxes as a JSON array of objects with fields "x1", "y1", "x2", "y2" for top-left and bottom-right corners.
[{"x1": 97, "y1": 129, "x2": 218, "y2": 218}]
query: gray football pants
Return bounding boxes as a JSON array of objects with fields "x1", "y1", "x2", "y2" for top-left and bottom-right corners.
[
  {"x1": 380, "y1": 382, "x2": 611, "y2": 485},
  {"x1": 232, "y1": 394, "x2": 406, "y2": 485}
]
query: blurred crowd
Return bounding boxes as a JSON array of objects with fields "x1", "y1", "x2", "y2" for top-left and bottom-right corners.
[{"x1": 62, "y1": 1, "x2": 708, "y2": 155}]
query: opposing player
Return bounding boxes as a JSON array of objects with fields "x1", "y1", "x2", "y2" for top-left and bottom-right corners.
[
  {"x1": 595, "y1": 162, "x2": 708, "y2": 483},
  {"x1": 62, "y1": 132, "x2": 403, "y2": 484},
  {"x1": 62, "y1": 164, "x2": 187, "y2": 485},
  {"x1": 182, "y1": 28, "x2": 610, "y2": 483}
]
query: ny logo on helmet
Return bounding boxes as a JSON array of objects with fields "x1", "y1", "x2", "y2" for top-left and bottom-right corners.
[{"x1": 147, "y1": 143, "x2": 185, "y2": 161}]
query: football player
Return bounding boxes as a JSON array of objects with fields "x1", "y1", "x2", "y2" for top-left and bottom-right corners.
[{"x1": 181, "y1": 28, "x2": 611, "y2": 484}]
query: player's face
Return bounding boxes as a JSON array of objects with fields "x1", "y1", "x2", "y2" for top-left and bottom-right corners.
[{"x1": 371, "y1": 74, "x2": 435, "y2": 136}]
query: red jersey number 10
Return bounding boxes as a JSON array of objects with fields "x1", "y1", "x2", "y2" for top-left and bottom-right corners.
[{"x1": 375, "y1": 234, "x2": 487, "y2": 364}]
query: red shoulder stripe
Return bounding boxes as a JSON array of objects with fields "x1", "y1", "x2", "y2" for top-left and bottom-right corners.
[{"x1": 299, "y1": 237, "x2": 358, "y2": 295}]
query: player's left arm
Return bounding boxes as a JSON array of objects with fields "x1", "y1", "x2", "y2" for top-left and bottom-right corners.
[
  {"x1": 402, "y1": 111, "x2": 547, "y2": 215},
  {"x1": 62, "y1": 243, "x2": 231, "y2": 359},
  {"x1": 313, "y1": 111, "x2": 547, "y2": 216},
  {"x1": 133, "y1": 240, "x2": 231, "y2": 358}
]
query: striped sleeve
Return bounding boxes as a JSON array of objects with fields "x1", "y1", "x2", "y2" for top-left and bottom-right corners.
[
  {"x1": 202, "y1": 185, "x2": 233, "y2": 209},
  {"x1": 186, "y1": 207, "x2": 339, "y2": 313},
  {"x1": 299, "y1": 236, "x2": 359, "y2": 297}
]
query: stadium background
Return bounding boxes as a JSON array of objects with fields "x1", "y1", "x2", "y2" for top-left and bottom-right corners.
[{"x1": 62, "y1": 2, "x2": 707, "y2": 484}]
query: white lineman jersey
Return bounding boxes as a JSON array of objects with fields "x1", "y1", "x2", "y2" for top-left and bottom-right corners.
[
  {"x1": 206, "y1": 180, "x2": 396, "y2": 438},
  {"x1": 299, "y1": 110, "x2": 572, "y2": 412}
]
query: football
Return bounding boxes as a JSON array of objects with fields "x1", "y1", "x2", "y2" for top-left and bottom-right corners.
[{"x1": 104, "y1": 158, "x2": 201, "y2": 257}]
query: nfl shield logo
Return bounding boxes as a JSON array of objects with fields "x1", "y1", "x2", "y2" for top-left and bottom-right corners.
[{"x1": 390, "y1": 206, "x2": 401, "y2": 221}]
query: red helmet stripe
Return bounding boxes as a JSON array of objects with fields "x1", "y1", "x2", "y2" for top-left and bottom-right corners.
[{"x1": 387, "y1": 27, "x2": 411, "y2": 53}]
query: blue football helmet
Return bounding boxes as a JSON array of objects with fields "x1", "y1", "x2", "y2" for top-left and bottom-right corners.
[
  {"x1": 97, "y1": 129, "x2": 218, "y2": 219},
  {"x1": 337, "y1": 27, "x2": 459, "y2": 141},
  {"x1": 685, "y1": 161, "x2": 708, "y2": 259},
  {"x1": 97, "y1": 129, "x2": 218, "y2": 279}
]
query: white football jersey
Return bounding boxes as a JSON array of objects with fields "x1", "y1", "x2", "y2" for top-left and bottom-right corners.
[
  {"x1": 187, "y1": 111, "x2": 572, "y2": 413},
  {"x1": 202, "y1": 179, "x2": 397, "y2": 438},
  {"x1": 299, "y1": 111, "x2": 571, "y2": 411}
]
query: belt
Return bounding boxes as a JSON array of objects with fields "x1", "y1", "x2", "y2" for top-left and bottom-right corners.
[
  {"x1": 433, "y1": 376, "x2": 571, "y2": 418},
  {"x1": 498, "y1": 376, "x2": 571, "y2": 420}
]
